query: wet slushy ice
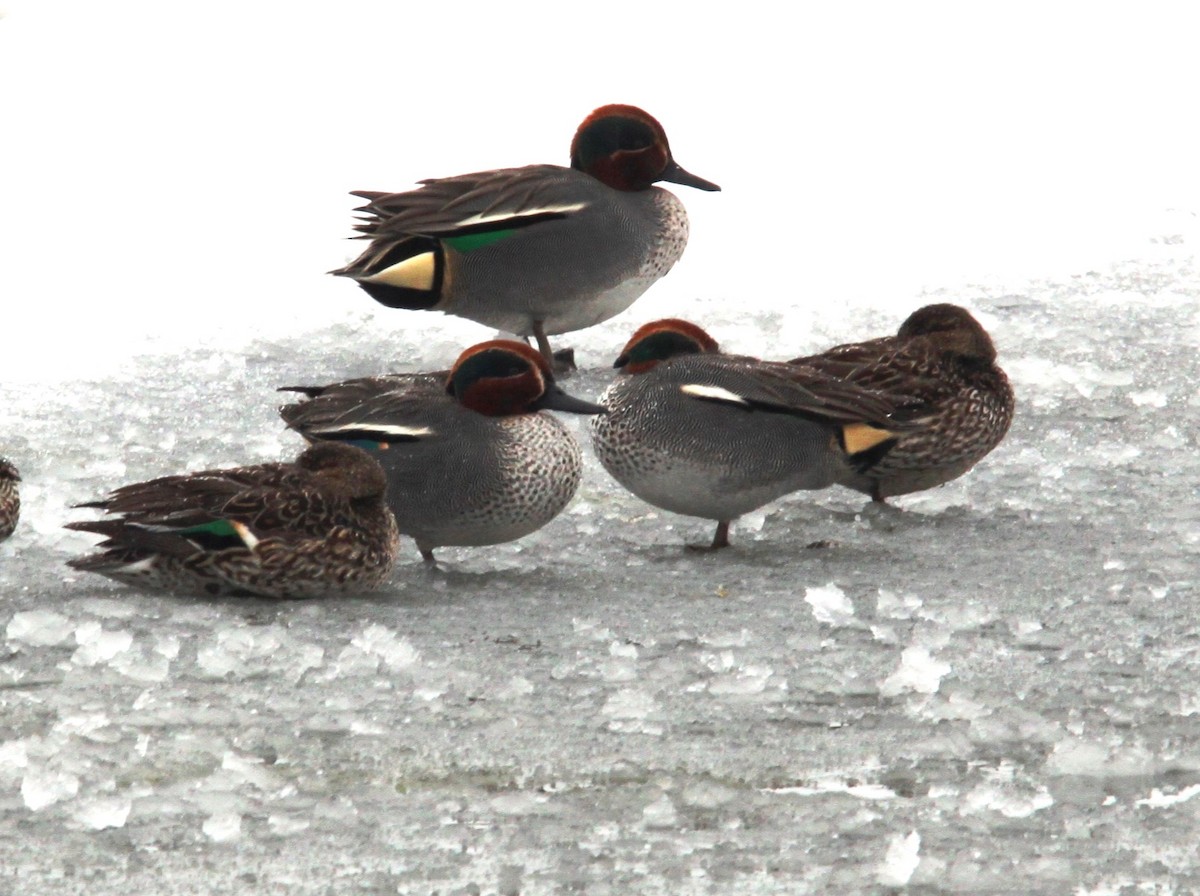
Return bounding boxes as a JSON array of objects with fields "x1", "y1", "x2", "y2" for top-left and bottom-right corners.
[{"x1": 2, "y1": 234, "x2": 1200, "y2": 894}]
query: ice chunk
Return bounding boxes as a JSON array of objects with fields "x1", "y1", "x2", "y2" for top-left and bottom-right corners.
[
  {"x1": 681, "y1": 781, "x2": 738, "y2": 809},
  {"x1": 494, "y1": 676, "x2": 535, "y2": 700},
  {"x1": 875, "y1": 589, "x2": 923, "y2": 619},
  {"x1": 699, "y1": 629, "x2": 751, "y2": 648},
  {"x1": 1044, "y1": 738, "x2": 1159, "y2": 778},
  {"x1": 21, "y1": 768, "x2": 80, "y2": 811},
  {"x1": 6, "y1": 610, "x2": 75, "y2": 647},
  {"x1": 220, "y1": 751, "x2": 283, "y2": 791},
  {"x1": 350, "y1": 624, "x2": 419, "y2": 670},
  {"x1": 1136, "y1": 784, "x2": 1200, "y2": 808},
  {"x1": 71, "y1": 621, "x2": 133, "y2": 666},
  {"x1": 268, "y1": 814, "x2": 311, "y2": 836},
  {"x1": 111, "y1": 648, "x2": 171, "y2": 683},
  {"x1": 763, "y1": 779, "x2": 897, "y2": 800},
  {"x1": 73, "y1": 795, "x2": 132, "y2": 830},
  {"x1": 609, "y1": 640, "x2": 638, "y2": 659},
  {"x1": 0, "y1": 740, "x2": 29, "y2": 782},
  {"x1": 641, "y1": 794, "x2": 678, "y2": 829},
  {"x1": 490, "y1": 792, "x2": 554, "y2": 816},
  {"x1": 196, "y1": 624, "x2": 323, "y2": 683},
  {"x1": 708, "y1": 665, "x2": 774, "y2": 696},
  {"x1": 876, "y1": 830, "x2": 921, "y2": 887},
  {"x1": 602, "y1": 689, "x2": 656, "y2": 720},
  {"x1": 805, "y1": 583, "x2": 856, "y2": 626},
  {"x1": 202, "y1": 810, "x2": 242, "y2": 842},
  {"x1": 961, "y1": 782, "x2": 1054, "y2": 818},
  {"x1": 880, "y1": 647, "x2": 951, "y2": 697},
  {"x1": 1128, "y1": 389, "x2": 1168, "y2": 408}
]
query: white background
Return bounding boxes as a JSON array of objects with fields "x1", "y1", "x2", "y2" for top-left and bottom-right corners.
[{"x1": 2, "y1": 1, "x2": 1198, "y2": 381}]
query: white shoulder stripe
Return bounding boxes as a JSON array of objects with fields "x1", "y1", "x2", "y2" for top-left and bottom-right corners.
[
  {"x1": 680, "y1": 384, "x2": 751, "y2": 407},
  {"x1": 314, "y1": 423, "x2": 434, "y2": 438},
  {"x1": 454, "y1": 202, "x2": 587, "y2": 228}
]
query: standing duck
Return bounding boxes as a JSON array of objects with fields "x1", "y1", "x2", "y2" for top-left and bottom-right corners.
[
  {"x1": 789, "y1": 303, "x2": 1015, "y2": 502},
  {"x1": 280, "y1": 341, "x2": 605, "y2": 562},
  {"x1": 332, "y1": 105, "x2": 720, "y2": 363},
  {"x1": 591, "y1": 320, "x2": 912, "y2": 548},
  {"x1": 0, "y1": 458, "x2": 19, "y2": 541},
  {"x1": 66, "y1": 443, "x2": 399, "y2": 598}
]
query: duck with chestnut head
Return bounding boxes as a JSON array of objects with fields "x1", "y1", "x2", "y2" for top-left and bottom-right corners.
[
  {"x1": 281, "y1": 341, "x2": 605, "y2": 563},
  {"x1": 332, "y1": 105, "x2": 720, "y2": 364},
  {"x1": 591, "y1": 320, "x2": 913, "y2": 549}
]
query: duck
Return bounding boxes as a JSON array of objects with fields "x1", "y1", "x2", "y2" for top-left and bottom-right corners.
[
  {"x1": 331, "y1": 104, "x2": 720, "y2": 364},
  {"x1": 65, "y1": 442, "x2": 399, "y2": 598},
  {"x1": 788, "y1": 303, "x2": 1014, "y2": 502},
  {"x1": 280, "y1": 340, "x2": 605, "y2": 563},
  {"x1": 590, "y1": 319, "x2": 912, "y2": 548},
  {"x1": 0, "y1": 457, "x2": 19, "y2": 541}
]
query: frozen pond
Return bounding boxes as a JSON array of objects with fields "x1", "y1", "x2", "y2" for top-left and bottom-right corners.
[{"x1": 2, "y1": 217, "x2": 1199, "y2": 894}]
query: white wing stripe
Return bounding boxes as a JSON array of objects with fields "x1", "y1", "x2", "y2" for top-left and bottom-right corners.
[
  {"x1": 453, "y1": 202, "x2": 587, "y2": 228},
  {"x1": 680, "y1": 384, "x2": 751, "y2": 407},
  {"x1": 314, "y1": 423, "x2": 434, "y2": 438}
]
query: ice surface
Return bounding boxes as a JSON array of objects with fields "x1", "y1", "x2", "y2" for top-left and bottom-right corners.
[
  {"x1": 3, "y1": 1, "x2": 1200, "y2": 880},
  {"x1": 3, "y1": 214, "x2": 1199, "y2": 894}
]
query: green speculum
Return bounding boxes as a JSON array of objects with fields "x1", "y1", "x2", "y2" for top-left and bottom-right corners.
[{"x1": 444, "y1": 229, "x2": 516, "y2": 253}]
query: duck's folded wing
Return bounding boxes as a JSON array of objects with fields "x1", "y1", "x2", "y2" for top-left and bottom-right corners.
[
  {"x1": 349, "y1": 165, "x2": 589, "y2": 239},
  {"x1": 280, "y1": 374, "x2": 446, "y2": 442}
]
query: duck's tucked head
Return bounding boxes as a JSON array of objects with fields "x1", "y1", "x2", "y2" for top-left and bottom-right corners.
[
  {"x1": 298, "y1": 442, "x2": 388, "y2": 501},
  {"x1": 570, "y1": 104, "x2": 721, "y2": 193},
  {"x1": 447, "y1": 341, "x2": 606, "y2": 417},
  {"x1": 0, "y1": 458, "x2": 18, "y2": 483},
  {"x1": 614, "y1": 319, "x2": 720, "y2": 374},
  {"x1": 898, "y1": 304, "x2": 998, "y2": 364}
]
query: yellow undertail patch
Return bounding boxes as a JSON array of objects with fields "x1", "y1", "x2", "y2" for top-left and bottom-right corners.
[
  {"x1": 363, "y1": 252, "x2": 436, "y2": 291},
  {"x1": 841, "y1": 422, "x2": 897, "y2": 455}
]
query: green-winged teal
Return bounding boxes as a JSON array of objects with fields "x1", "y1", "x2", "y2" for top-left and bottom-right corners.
[
  {"x1": 66, "y1": 443, "x2": 398, "y2": 598},
  {"x1": 280, "y1": 340, "x2": 605, "y2": 563},
  {"x1": 0, "y1": 458, "x2": 19, "y2": 542},
  {"x1": 590, "y1": 320, "x2": 911, "y2": 548},
  {"x1": 790, "y1": 303, "x2": 1014, "y2": 502},
  {"x1": 332, "y1": 105, "x2": 720, "y2": 363}
]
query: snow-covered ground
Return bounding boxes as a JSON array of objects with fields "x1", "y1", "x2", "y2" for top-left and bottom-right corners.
[
  {"x1": 4, "y1": 2, "x2": 1200, "y2": 892},
  {"x1": 2, "y1": 211, "x2": 1199, "y2": 894}
]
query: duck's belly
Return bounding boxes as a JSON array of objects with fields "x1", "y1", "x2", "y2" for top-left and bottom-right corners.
[
  {"x1": 443, "y1": 189, "x2": 690, "y2": 337},
  {"x1": 591, "y1": 381, "x2": 843, "y2": 522}
]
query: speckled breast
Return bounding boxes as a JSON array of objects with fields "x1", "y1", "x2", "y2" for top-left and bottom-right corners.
[
  {"x1": 394, "y1": 413, "x2": 583, "y2": 549},
  {"x1": 591, "y1": 372, "x2": 843, "y2": 522}
]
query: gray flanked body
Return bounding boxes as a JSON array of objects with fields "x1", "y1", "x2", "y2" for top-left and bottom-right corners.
[
  {"x1": 442, "y1": 178, "x2": 691, "y2": 337},
  {"x1": 333, "y1": 105, "x2": 720, "y2": 363},
  {"x1": 343, "y1": 167, "x2": 691, "y2": 338},
  {"x1": 0, "y1": 457, "x2": 19, "y2": 542},
  {"x1": 278, "y1": 351, "x2": 598, "y2": 562},
  {"x1": 380, "y1": 405, "x2": 583, "y2": 553},
  {"x1": 592, "y1": 355, "x2": 847, "y2": 524}
]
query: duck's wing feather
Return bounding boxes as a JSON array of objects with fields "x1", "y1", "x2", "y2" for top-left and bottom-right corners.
[{"x1": 348, "y1": 165, "x2": 590, "y2": 240}]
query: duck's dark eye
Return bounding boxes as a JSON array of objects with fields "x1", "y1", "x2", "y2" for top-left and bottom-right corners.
[
  {"x1": 595, "y1": 118, "x2": 655, "y2": 152},
  {"x1": 627, "y1": 331, "x2": 703, "y2": 364},
  {"x1": 450, "y1": 350, "x2": 528, "y2": 394},
  {"x1": 573, "y1": 118, "x2": 656, "y2": 169}
]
